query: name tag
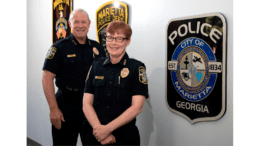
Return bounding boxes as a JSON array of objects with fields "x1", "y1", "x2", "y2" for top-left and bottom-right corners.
[
  {"x1": 95, "y1": 76, "x2": 104, "y2": 80},
  {"x1": 67, "y1": 54, "x2": 76, "y2": 58}
]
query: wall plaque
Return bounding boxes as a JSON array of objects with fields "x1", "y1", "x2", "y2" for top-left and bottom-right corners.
[
  {"x1": 167, "y1": 13, "x2": 227, "y2": 124},
  {"x1": 52, "y1": 0, "x2": 73, "y2": 44},
  {"x1": 96, "y1": 0, "x2": 129, "y2": 55}
]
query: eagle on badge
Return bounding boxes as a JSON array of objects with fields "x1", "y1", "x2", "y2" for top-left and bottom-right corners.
[{"x1": 139, "y1": 66, "x2": 148, "y2": 84}]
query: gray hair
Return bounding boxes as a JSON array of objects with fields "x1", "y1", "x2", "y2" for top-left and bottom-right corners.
[{"x1": 69, "y1": 8, "x2": 90, "y2": 21}]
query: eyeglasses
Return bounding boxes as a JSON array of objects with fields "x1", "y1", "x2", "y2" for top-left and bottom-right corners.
[{"x1": 106, "y1": 36, "x2": 128, "y2": 43}]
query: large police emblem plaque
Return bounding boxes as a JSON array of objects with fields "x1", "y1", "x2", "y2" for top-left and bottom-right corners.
[
  {"x1": 96, "y1": 0, "x2": 129, "y2": 55},
  {"x1": 167, "y1": 13, "x2": 227, "y2": 124}
]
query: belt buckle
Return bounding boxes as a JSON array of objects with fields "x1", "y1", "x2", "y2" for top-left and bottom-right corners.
[{"x1": 66, "y1": 86, "x2": 72, "y2": 91}]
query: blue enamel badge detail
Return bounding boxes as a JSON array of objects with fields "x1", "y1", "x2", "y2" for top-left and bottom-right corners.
[{"x1": 170, "y1": 38, "x2": 217, "y2": 102}]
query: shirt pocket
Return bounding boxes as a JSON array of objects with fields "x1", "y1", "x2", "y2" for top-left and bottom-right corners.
[
  {"x1": 93, "y1": 79, "x2": 105, "y2": 103},
  {"x1": 64, "y1": 56, "x2": 81, "y2": 64},
  {"x1": 114, "y1": 78, "x2": 131, "y2": 104},
  {"x1": 63, "y1": 56, "x2": 82, "y2": 74}
]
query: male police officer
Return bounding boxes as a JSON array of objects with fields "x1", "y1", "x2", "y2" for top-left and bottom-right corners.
[
  {"x1": 42, "y1": 9, "x2": 106, "y2": 145},
  {"x1": 83, "y1": 21, "x2": 148, "y2": 145}
]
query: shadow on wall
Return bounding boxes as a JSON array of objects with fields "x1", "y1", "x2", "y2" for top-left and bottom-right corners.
[
  {"x1": 138, "y1": 96, "x2": 154, "y2": 146},
  {"x1": 138, "y1": 67, "x2": 176, "y2": 146}
]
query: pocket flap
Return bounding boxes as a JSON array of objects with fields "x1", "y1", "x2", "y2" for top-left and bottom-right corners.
[
  {"x1": 93, "y1": 79, "x2": 105, "y2": 86},
  {"x1": 64, "y1": 56, "x2": 81, "y2": 63},
  {"x1": 114, "y1": 78, "x2": 130, "y2": 88}
]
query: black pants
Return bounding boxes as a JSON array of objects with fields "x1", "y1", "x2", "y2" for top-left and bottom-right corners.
[
  {"x1": 83, "y1": 137, "x2": 140, "y2": 146},
  {"x1": 82, "y1": 125, "x2": 140, "y2": 146},
  {"x1": 52, "y1": 120, "x2": 83, "y2": 146},
  {"x1": 52, "y1": 92, "x2": 85, "y2": 146}
]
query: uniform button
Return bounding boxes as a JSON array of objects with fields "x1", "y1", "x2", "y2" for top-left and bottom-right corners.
[
  {"x1": 112, "y1": 72, "x2": 114, "y2": 73},
  {"x1": 105, "y1": 119, "x2": 107, "y2": 121},
  {"x1": 109, "y1": 81, "x2": 112, "y2": 84},
  {"x1": 122, "y1": 84, "x2": 124, "y2": 86},
  {"x1": 106, "y1": 106, "x2": 109, "y2": 108},
  {"x1": 107, "y1": 94, "x2": 110, "y2": 96}
]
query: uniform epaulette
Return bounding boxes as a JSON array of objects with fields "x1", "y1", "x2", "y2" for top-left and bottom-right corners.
[
  {"x1": 53, "y1": 37, "x2": 69, "y2": 46},
  {"x1": 89, "y1": 39, "x2": 103, "y2": 47},
  {"x1": 51, "y1": 37, "x2": 72, "y2": 52},
  {"x1": 93, "y1": 56, "x2": 107, "y2": 64},
  {"x1": 87, "y1": 39, "x2": 95, "y2": 45},
  {"x1": 128, "y1": 58, "x2": 144, "y2": 66},
  {"x1": 88, "y1": 39, "x2": 95, "y2": 44}
]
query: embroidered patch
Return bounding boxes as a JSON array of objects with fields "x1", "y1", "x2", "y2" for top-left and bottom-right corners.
[
  {"x1": 139, "y1": 66, "x2": 148, "y2": 84},
  {"x1": 93, "y1": 47, "x2": 99, "y2": 55},
  {"x1": 67, "y1": 54, "x2": 76, "y2": 58},
  {"x1": 121, "y1": 68, "x2": 129, "y2": 78},
  {"x1": 46, "y1": 47, "x2": 57, "y2": 59}
]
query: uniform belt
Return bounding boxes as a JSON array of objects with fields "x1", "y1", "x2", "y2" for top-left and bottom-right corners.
[
  {"x1": 58, "y1": 87, "x2": 80, "y2": 94},
  {"x1": 57, "y1": 88, "x2": 83, "y2": 105},
  {"x1": 58, "y1": 89, "x2": 63, "y2": 94}
]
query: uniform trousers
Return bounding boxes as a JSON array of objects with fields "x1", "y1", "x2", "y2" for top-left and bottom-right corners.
[
  {"x1": 83, "y1": 136, "x2": 140, "y2": 146},
  {"x1": 82, "y1": 125, "x2": 140, "y2": 146},
  {"x1": 52, "y1": 120, "x2": 84, "y2": 145},
  {"x1": 52, "y1": 92, "x2": 85, "y2": 146}
]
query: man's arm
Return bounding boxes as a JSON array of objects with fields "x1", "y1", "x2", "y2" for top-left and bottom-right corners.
[
  {"x1": 42, "y1": 69, "x2": 65, "y2": 129},
  {"x1": 83, "y1": 93, "x2": 116, "y2": 144},
  {"x1": 93, "y1": 95, "x2": 146, "y2": 141}
]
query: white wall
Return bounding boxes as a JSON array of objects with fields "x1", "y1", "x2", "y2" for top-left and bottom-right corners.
[{"x1": 27, "y1": 0, "x2": 233, "y2": 146}]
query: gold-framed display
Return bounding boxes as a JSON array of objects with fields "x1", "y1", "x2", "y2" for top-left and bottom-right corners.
[{"x1": 52, "y1": 0, "x2": 73, "y2": 44}]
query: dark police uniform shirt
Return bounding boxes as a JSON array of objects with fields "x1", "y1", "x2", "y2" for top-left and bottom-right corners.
[
  {"x1": 42, "y1": 34, "x2": 106, "y2": 120},
  {"x1": 84, "y1": 53, "x2": 148, "y2": 141}
]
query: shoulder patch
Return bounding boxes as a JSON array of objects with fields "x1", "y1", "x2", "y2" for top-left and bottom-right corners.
[
  {"x1": 139, "y1": 66, "x2": 148, "y2": 84},
  {"x1": 46, "y1": 47, "x2": 57, "y2": 59},
  {"x1": 129, "y1": 58, "x2": 143, "y2": 65}
]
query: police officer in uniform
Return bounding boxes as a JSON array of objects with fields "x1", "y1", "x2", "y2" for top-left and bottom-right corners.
[
  {"x1": 82, "y1": 21, "x2": 149, "y2": 145},
  {"x1": 42, "y1": 9, "x2": 106, "y2": 145}
]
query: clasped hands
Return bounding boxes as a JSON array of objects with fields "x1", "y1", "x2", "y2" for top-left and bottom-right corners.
[{"x1": 93, "y1": 125, "x2": 116, "y2": 145}]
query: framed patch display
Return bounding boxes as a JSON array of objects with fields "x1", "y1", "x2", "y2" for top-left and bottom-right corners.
[
  {"x1": 96, "y1": 0, "x2": 129, "y2": 55},
  {"x1": 52, "y1": 0, "x2": 73, "y2": 44},
  {"x1": 166, "y1": 13, "x2": 227, "y2": 124}
]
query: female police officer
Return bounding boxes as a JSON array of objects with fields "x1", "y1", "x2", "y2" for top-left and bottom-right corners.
[{"x1": 82, "y1": 21, "x2": 149, "y2": 145}]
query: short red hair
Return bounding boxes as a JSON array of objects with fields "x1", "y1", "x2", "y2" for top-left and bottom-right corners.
[{"x1": 106, "y1": 21, "x2": 132, "y2": 39}]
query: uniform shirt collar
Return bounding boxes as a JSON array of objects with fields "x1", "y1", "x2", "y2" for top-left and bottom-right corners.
[
  {"x1": 69, "y1": 34, "x2": 90, "y2": 47},
  {"x1": 103, "y1": 53, "x2": 129, "y2": 66}
]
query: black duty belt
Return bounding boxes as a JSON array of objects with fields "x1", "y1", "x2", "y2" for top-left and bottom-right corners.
[
  {"x1": 57, "y1": 88, "x2": 84, "y2": 104},
  {"x1": 58, "y1": 86, "x2": 80, "y2": 94},
  {"x1": 57, "y1": 88, "x2": 63, "y2": 94}
]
